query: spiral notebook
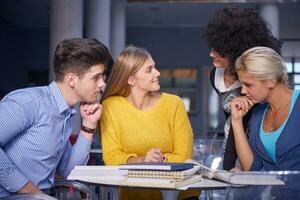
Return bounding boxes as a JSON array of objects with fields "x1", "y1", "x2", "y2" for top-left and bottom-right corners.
[
  {"x1": 125, "y1": 175, "x2": 202, "y2": 189},
  {"x1": 126, "y1": 165, "x2": 201, "y2": 180}
]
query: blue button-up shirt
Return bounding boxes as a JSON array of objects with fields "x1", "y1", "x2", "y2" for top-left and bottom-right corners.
[{"x1": 0, "y1": 81, "x2": 92, "y2": 198}]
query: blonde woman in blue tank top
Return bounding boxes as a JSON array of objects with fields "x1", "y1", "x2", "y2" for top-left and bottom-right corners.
[{"x1": 230, "y1": 46, "x2": 300, "y2": 171}]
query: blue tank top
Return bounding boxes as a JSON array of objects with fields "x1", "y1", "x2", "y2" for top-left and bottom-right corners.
[{"x1": 260, "y1": 90, "x2": 300, "y2": 162}]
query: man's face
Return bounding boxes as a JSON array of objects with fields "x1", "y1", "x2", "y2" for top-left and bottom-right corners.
[{"x1": 74, "y1": 64, "x2": 105, "y2": 103}]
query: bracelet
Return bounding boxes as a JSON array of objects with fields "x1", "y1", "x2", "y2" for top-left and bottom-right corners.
[{"x1": 81, "y1": 125, "x2": 96, "y2": 134}]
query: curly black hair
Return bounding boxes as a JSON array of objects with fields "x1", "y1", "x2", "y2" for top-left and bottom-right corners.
[{"x1": 204, "y1": 7, "x2": 282, "y2": 79}]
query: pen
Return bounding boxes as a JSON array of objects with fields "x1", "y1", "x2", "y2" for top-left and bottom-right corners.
[{"x1": 163, "y1": 155, "x2": 167, "y2": 162}]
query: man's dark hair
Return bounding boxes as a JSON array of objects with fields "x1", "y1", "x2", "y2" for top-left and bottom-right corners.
[
  {"x1": 204, "y1": 7, "x2": 282, "y2": 79},
  {"x1": 53, "y1": 38, "x2": 109, "y2": 81}
]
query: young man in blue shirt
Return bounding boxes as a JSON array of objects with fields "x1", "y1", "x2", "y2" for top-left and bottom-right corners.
[{"x1": 0, "y1": 38, "x2": 109, "y2": 198}]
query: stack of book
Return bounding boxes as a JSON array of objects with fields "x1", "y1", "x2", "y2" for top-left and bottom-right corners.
[{"x1": 118, "y1": 162, "x2": 202, "y2": 188}]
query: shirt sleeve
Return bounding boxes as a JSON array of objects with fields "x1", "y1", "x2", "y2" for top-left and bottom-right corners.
[
  {"x1": 100, "y1": 104, "x2": 138, "y2": 166},
  {"x1": 164, "y1": 98, "x2": 193, "y2": 162},
  {"x1": 0, "y1": 95, "x2": 35, "y2": 192},
  {"x1": 57, "y1": 131, "x2": 92, "y2": 178}
]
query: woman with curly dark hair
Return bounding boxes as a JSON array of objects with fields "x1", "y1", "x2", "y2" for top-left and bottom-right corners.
[{"x1": 203, "y1": 7, "x2": 282, "y2": 171}]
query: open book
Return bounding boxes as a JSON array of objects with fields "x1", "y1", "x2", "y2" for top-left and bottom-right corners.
[{"x1": 186, "y1": 160, "x2": 285, "y2": 185}]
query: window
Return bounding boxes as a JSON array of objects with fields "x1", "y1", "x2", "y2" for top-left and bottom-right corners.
[
  {"x1": 159, "y1": 68, "x2": 197, "y2": 113},
  {"x1": 285, "y1": 57, "x2": 300, "y2": 89}
]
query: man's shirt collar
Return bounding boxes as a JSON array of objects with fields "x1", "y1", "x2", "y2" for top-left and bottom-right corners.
[{"x1": 49, "y1": 81, "x2": 71, "y2": 114}]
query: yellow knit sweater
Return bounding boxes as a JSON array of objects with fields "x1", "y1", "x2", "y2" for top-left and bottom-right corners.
[
  {"x1": 100, "y1": 93, "x2": 193, "y2": 165},
  {"x1": 100, "y1": 93, "x2": 195, "y2": 200}
]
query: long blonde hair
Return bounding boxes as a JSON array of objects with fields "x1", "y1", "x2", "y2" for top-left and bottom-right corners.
[
  {"x1": 235, "y1": 46, "x2": 288, "y2": 84},
  {"x1": 101, "y1": 45, "x2": 151, "y2": 101}
]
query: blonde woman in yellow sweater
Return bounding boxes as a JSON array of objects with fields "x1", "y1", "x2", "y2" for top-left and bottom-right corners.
[{"x1": 100, "y1": 46, "x2": 197, "y2": 200}]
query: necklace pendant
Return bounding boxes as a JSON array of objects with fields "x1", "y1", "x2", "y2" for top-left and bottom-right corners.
[{"x1": 269, "y1": 127, "x2": 274, "y2": 132}]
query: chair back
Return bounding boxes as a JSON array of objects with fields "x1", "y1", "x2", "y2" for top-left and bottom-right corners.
[
  {"x1": 52, "y1": 180, "x2": 98, "y2": 200},
  {"x1": 2, "y1": 193, "x2": 57, "y2": 200}
]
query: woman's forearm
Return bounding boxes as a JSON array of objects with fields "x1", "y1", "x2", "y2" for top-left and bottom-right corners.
[
  {"x1": 126, "y1": 156, "x2": 145, "y2": 163},
  {"x1": 231, "y1": 119, "x2": 254, "y2": 171}
]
